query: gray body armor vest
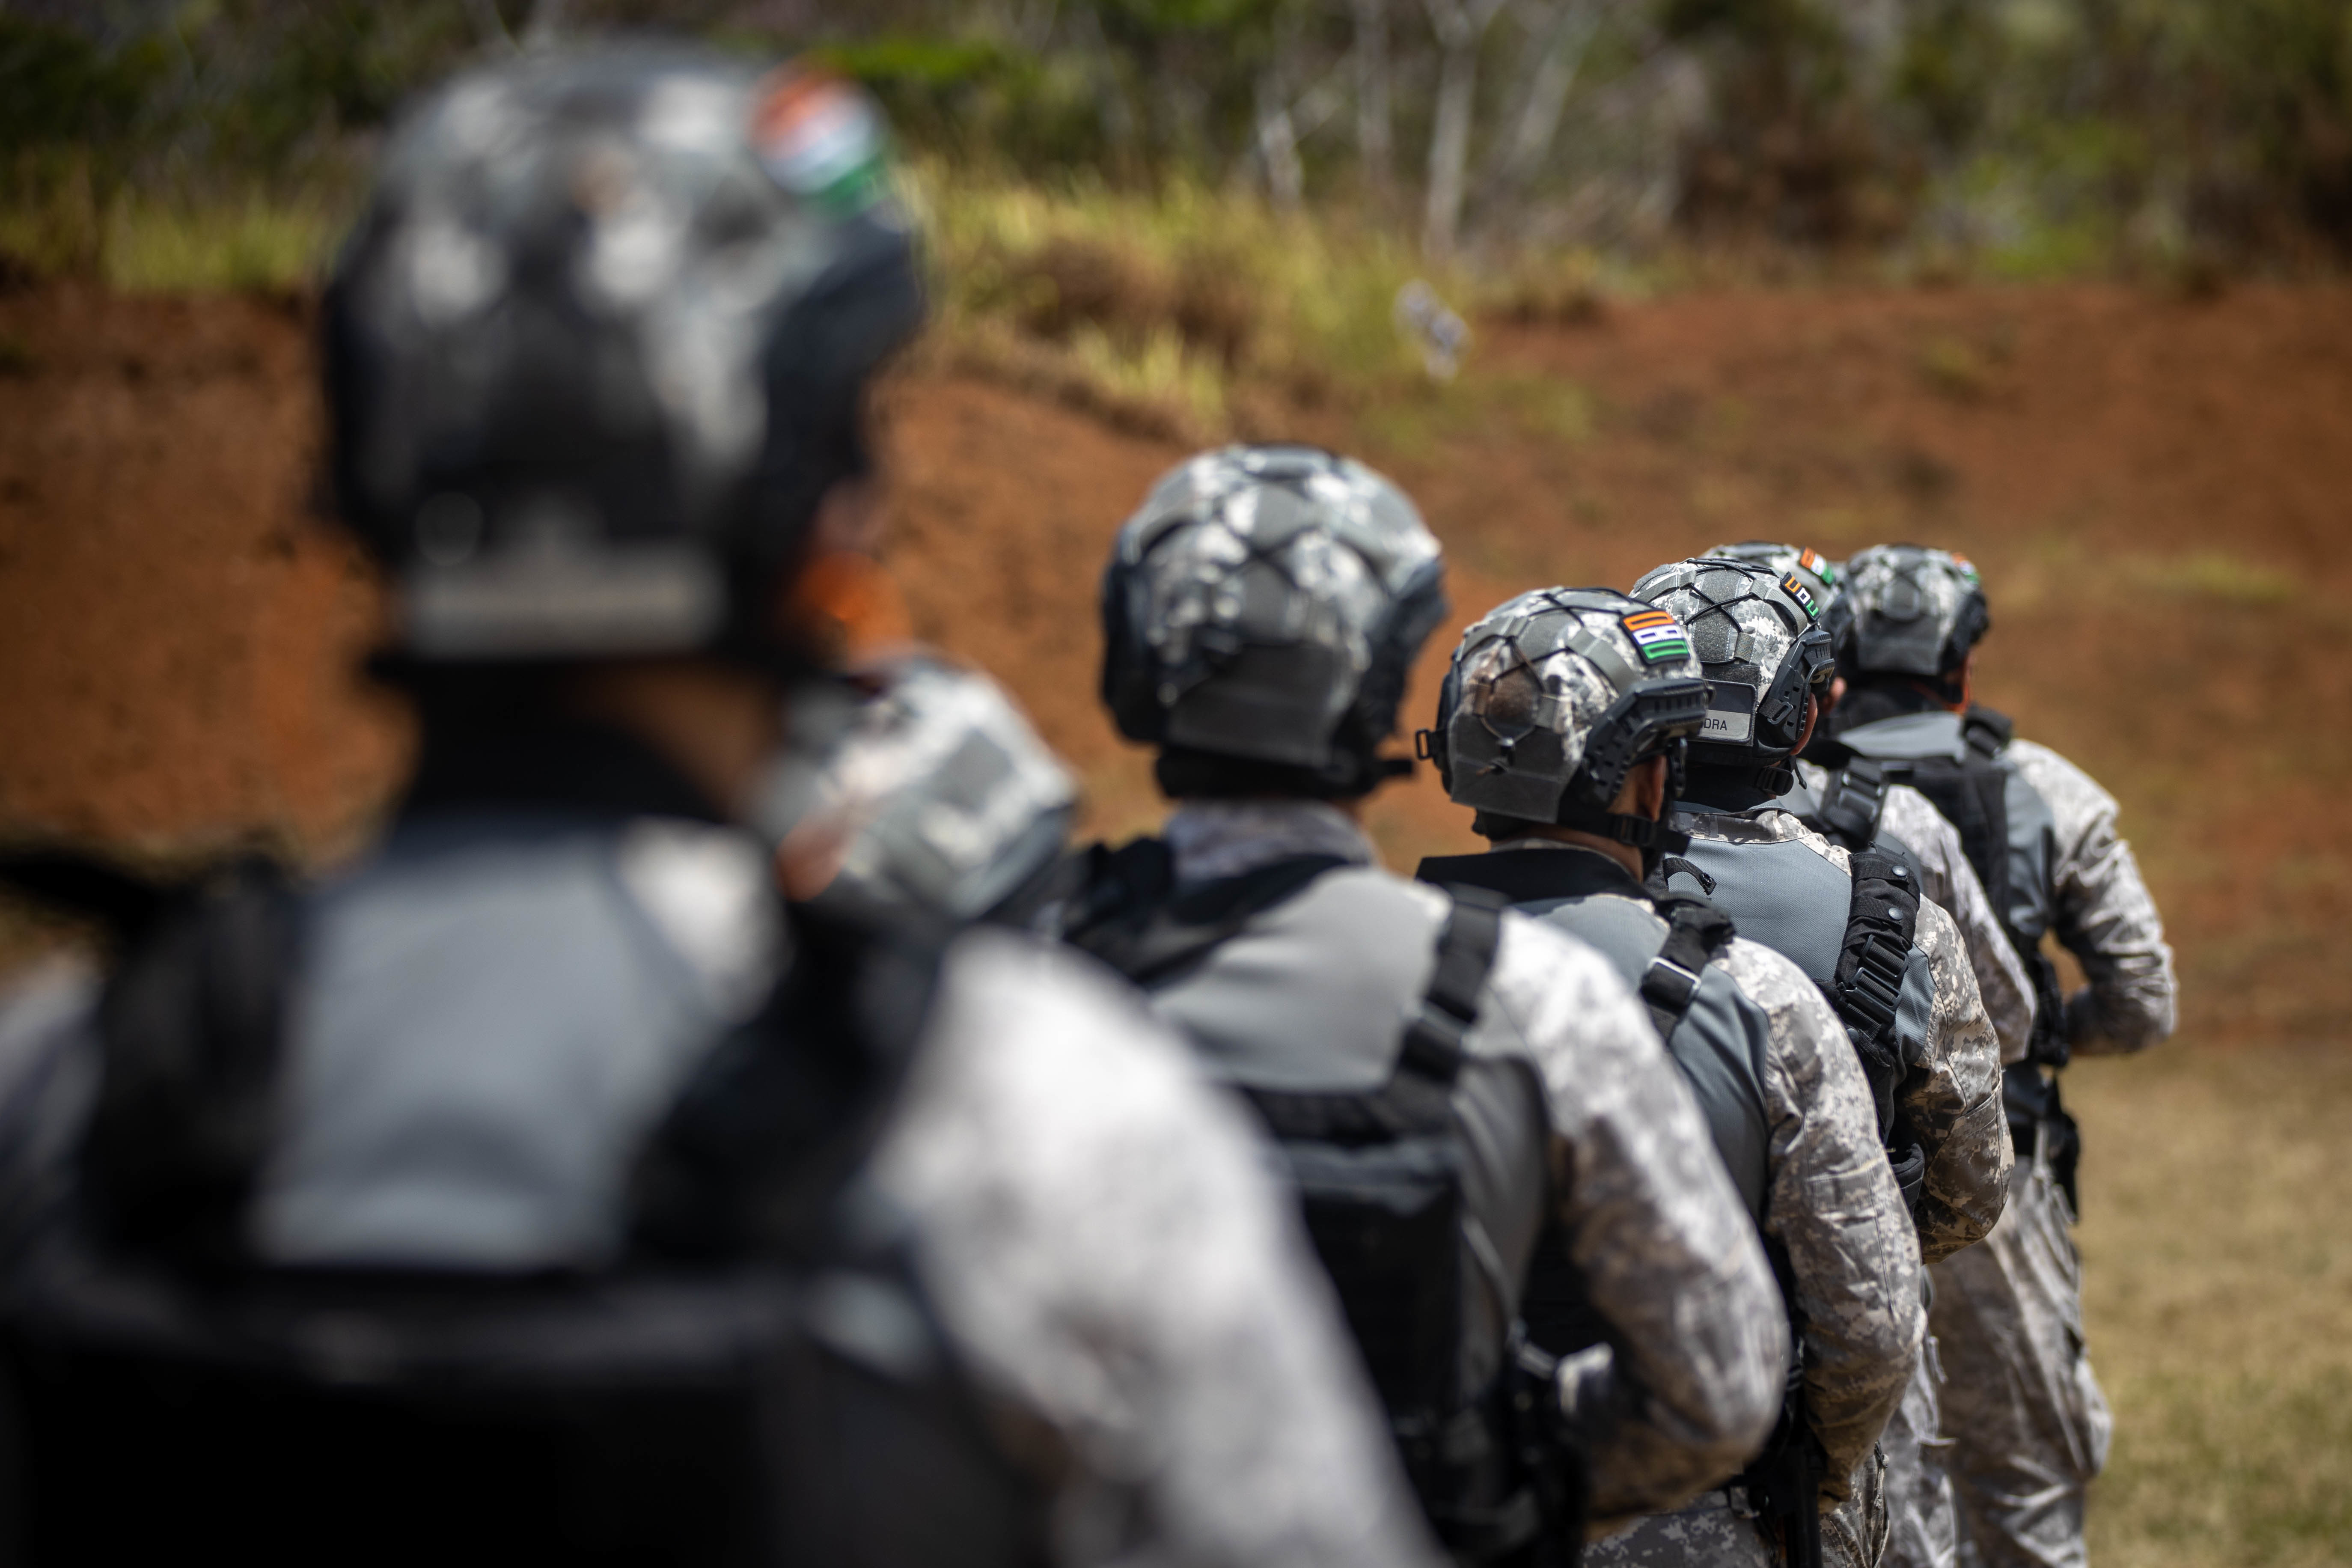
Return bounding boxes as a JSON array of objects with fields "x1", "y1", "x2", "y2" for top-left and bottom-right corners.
[
  {"x1": 1663, "y1": 823, "x2": 1936, "y2": 1082},
  {"x1": 1826, "y1": 704, "x2": 2080, "y2": 1196},
  {"x1": 0, "y1": 819, "x2": 1047, "y2": 1568},
  {"x1": 1832, "y1": 709, "x2": 2058, "y2": 949},
  {"x1": 1415, "y1": 849, "x2": 1771, "y2": 1226},
  {"x1": 1064, "y1": 844, "x2": 1576, "y2": 1564},
  {"x1": 1136, "y1": 864, "x2": 1551, "y2": 1407}
]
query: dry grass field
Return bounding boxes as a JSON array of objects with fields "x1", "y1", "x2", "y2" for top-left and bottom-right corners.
[{"x1": 0, "y1": 276, "x2": 2347, "y2": 1560}]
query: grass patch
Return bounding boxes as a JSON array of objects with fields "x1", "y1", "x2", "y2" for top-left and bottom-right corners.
[
  {"x1": 907, "y1": 163, "x2": 1443, "y2": 438},
  {"x1": 2123, "y1": 550, "x2": 2297, "y2": 607},
  {"x1": 0, "y1": 184, "x2": 348, "y2": 294},
  {"x1": 2071, "y1": 1042, "x2": 2352, "y2": 1565}
]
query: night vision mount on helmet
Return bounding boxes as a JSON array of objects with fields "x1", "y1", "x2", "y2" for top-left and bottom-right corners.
[
  {"x1": 1631, "y1": 558, "x2": 1835, "y2": 797},
  {"x1": 325, "y1": 48, "x2": 924, "y2": 669},
  {"x1": 1422, "y1": 587, "x2": 1710, "y2": 860},
  {"x1": 1100, "y1": 445, "x2": 1448, "y2": 798}
]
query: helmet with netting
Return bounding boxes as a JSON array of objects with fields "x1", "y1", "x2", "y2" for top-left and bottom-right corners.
[
  {"x1": 782, "y1": 654, "x2": 1075, "y2": 925},
  {"x1": 1631, "y1": 557, "x2": 1835, "y2": 777},
  {"x1": 1838, "y1": 544, "x2": 1989, "y2": 678},
  {"x1": 1100, "y1": 445, "x2": 1447, "y2": 797},
  {"x1": 1427, "y1": 587, "x2": 1710, "y2": 846},
  {"x1": 1706, "y1": 540, "x2": 1852, "y2": 672},
  {"x1": 324, "y1": 47, "x2": 922, "y2": 666}
]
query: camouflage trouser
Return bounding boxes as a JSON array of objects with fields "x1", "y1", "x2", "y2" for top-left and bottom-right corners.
[
  {"x1": 1929, "y1": 1139, "x2": 2114, "y2": 1568},
  {"x1": 1585, "y1": 1489, "x2": 1778, "y2": 1567},
  {"x1": 1879, "y1": 1328, "x2": 1961, "y2": 1568}
]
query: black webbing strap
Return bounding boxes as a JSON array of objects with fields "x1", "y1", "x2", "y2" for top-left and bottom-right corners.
[
  {"x1": 1066, "y1": 843, "x2": 1350, "y2": 990},
  {"x1": 1814, "y1": 757, "x2": 1894, "y2": 852},
  {"x1": 1399, "y1": 887, "x2": 1507, "y2": 1083},
  {"x1": 1638, "y1": 896, "x2": 1737, "y2": 1043}
]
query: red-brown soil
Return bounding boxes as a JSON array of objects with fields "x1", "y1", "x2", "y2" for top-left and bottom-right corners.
[{"x1": 3, "y1": 279, "x2": 2348, "y2": 1041}]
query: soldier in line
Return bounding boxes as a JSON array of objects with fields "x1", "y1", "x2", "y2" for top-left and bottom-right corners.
[
  {"x1": 1707, "y1": 540, "x2": 2043, "y2": 1568},
  {"x1": 1411, "y1": 587, "x2": 1924, "y2": 1568},
  {"x1": 1818, "y1": 546, "x2": 2177, "y2": 1568},
  {"x1": 1626, "y1": 556, "x2": 2017, "y2": 1565},
  {"x1": 0, "y1": 54, "x2": 1455, "y2": 1567},
  {"x1": 1059, "y1": 446, "x2": 1792, "y2": 1562}
]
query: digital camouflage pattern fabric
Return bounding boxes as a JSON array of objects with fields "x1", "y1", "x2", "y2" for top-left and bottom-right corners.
[{"x1": 2004, "y1": 742, "x2": 2176, "y2": 1053}]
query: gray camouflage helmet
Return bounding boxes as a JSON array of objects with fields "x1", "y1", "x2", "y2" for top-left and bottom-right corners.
[
  {"x1": 1101, "y1": 445, "x2": 1447, "y2": 795},
  {"x1": 325, "y1": 47, "x2": 922, "y2": 664},
  {"x1": 1427, "y1": 587, "x2": 1710, "y2": 841},
  {"x1": 781, "y1": 654, "x2": 1076, "y2": 925},
  {"x1": 1631, "y1": 557, "x2": 1835, "y2": 768},
  {"x1": 1704, "y1": 542, "x2": 1842, "y2": 606},
  {"x1": 1838, "y1": 544, "x2": 1989, "y2": 678},
  {"x1": 1705, "y1": 540, "x2": 1851, "y2": 673}
]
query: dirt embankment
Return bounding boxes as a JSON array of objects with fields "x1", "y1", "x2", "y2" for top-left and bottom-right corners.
[{"x1": 3, "y1": 277, "x2": 2348, "y2": 1038}]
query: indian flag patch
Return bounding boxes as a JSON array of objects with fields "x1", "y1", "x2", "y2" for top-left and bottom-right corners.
[
  {"x1": 1621, "y1": 609, "x2": 1690, "y2": 665},
  {"x1": 1782, "y1": 573, "x2": 1821, "y2": 620}
]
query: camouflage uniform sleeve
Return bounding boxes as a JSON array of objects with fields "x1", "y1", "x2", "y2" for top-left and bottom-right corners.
[
  {"x1": 1902, "y1": 899, "x2": 2013, "y2": 1265},
  {"x1": 1716, "y1": 939, "x2": 1922, "y2": 1507},
  {"x1": 2008, "y1": 740, "x2": 2178, "y2": 1054},
  {"x1": 872, "y1": 929, "x2": 1448, "y2": 1568},
  {"x1": 1881, "y1": 785, "x2": 2037, "y2": 1066},
  {"x1": 1471, "y1": 906, "x2": 1787, "y2": 1529}
]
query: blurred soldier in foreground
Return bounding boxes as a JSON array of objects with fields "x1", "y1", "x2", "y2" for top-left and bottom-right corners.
[
  {"x1": 1709, "y1": 539, "x2": 2041, "y2": 1568},
  {"x1": 1628, "y1": 556, "x2": 2016, "y2": 1565},
  {"x1": 0, "y1": 54, "x2": 1448, "y2": 1568},
  {"x1": 1060, "y1": 446, "x2": 1788, "y2": 1562},
  {"x1": 1412, "y1": 587, "x2": 1921, "y2": 1567},
  {"x1": 1817, "y1": 545, "x2": 2177, "y2": 1568}
]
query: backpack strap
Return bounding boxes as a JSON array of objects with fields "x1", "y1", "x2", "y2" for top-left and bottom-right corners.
[
  {"x1": 1065, "y1": 841, "x2": 1353, "y2": 990},
  {"x1": 74, "y1": 857, "x2": 300, "y2": 1272},
  {"x1": 1637, "y1": 894, "x2": 1738, "y2": 1043},
  {"x1": 1399, "y1": 887, "x2": 1508, "y2": 1084},
  {"x1": 630, "y1": 903, "x2": 949, "y2": 1260},
  {"x1": 1813, "y1": 756, "x2": 1895, "y2": 852}
]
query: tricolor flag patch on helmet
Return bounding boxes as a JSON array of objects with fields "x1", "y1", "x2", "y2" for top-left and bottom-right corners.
[
  {"x1": 1782, "y1": 574, "x2": 1820, "y2": 620},
  {"x1": 1621, "y1": 609, "x2": 1691, "y2": 665}
]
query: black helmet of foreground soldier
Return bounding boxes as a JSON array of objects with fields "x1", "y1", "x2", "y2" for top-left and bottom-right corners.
[
  {"x1": 1829, "y1": 544, "x2": 1991, "y2": 719},
  {"x1": 1630, "y1": 557, "x2": 1837, "y2": 806},
  {"x1": 326, "y1": 48, "x2": 922, "y2": 678},
  {"x1": 1101, "y1": 444, "x2": 1449, "y2": 799},
  {"x1": 1423, "y1": 587, "x2": 1711, "y2": 874}
]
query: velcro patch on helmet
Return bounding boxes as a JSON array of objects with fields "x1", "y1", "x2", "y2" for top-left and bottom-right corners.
[
  {"x1": 752, "y1": 70, "x2": 886, "y2": 213},
  {"x1": 1700, "y1": 681, "x2": 1756, "y2": 743},
  {"x1": 1781, "y1": 574, "x2": 1822, "y2": 620},
  {"x1": 1621, "y1": 609, "x2": 1691, "y2": 664}
]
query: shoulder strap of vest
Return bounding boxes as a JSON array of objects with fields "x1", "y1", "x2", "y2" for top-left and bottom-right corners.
[
  {"x1": 630, "y1": 903, "x2": 948, "y2": 1260},
  {"x1": 1637, "y1": 893, "x2": 1738, "y2": 1043},
  {"x1": 1962, "y1": 704, "x2": 2013, "y2": 755},
  {"x1": 1813, "y1": 756, "x2": 1896, "y2": 852},
  {"x1": 73, "y1": 856, "x2": 300, "y2": 1273},
  {"x1": 1400, "y1": 886, "x2": 1508, "y2": 1085}
]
